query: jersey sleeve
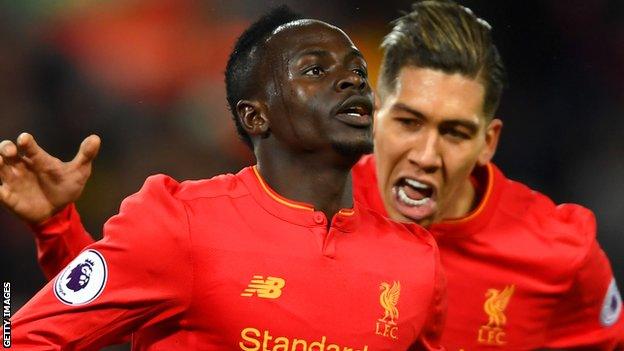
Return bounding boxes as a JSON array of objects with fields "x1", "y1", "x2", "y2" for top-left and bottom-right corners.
[
  {"x1": 544, "y1": 209, "x2": 623, "y2": 350},
  {"x1": 11, "y1": 175, "x2": 194, "y2": 350},
  {"x1": 30, "y1": 203, "x2": 96, "y2": 280}
]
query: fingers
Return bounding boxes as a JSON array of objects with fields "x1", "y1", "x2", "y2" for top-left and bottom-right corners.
[
  {"x1": 0, "y1": 153, "x2": 7, "y2": 181},
  {"x1": 0, "y1": 140, "x2": 18, "y2": 160},
  {"x1": 0, "y1": 162, "x2": 17, "y2": 214},
  {"x1": 17, "y1": 132, "x2": 45, "y2": 158},
  {"x1": 16, "y1": 132, "x2": 58, "y2": 171},
  {"x1": 72, "y1": 134, "x2": 101, "y2": 166},
  {"x1": 0, "y1": 140, "x2": 19, "y2": 180},
  {"x1": 0, "y1": 142, "x2": 17, "y2": 183},
  {"x1": 4, "y1": 133, "x2": 101, "y2": 175}
]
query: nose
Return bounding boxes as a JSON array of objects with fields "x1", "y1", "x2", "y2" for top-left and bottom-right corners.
[
  {"x1": 408, "y1": 130, "x2": 442, "y2": 173},
  {"x1": 335, "y1": 71, "x2": 367, "y2": 92}
]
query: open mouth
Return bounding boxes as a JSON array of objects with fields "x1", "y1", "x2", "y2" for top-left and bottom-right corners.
[
  {"x1": 340, "y1": 105, "x2": 368, "y2": 117},
  {"x1": 334, "y1": 96, "x2": 372, "y2": 127},
  {"x1": 395, "y1": 178, "x2": 433, "y2": 205},
  {"x1": 391, "y1": 177, "x2": 437, "y2": 222}
]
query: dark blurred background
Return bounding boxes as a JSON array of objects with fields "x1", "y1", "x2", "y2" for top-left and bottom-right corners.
[{"x1": 0, "y1": 0, "x2": 622, "y2": 349}]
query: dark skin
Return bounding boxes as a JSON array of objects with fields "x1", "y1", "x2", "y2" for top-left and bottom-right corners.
[{"x1": 236, "y1": 20, "x2": 374, "y2": 221}]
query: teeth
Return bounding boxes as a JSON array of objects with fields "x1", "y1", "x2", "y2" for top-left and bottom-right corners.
[
  {"x1": 396, "y1": 187, "x2": 430, "y2": 206},
  {"x1": 404, "y1": 178, "x2": 429, "y2": 190},
  {"x1": 346, "y1": 112, "x2": 362, "y2": 117}
]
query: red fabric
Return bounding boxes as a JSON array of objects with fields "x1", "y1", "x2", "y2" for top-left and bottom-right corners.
[
  {"x1": 29, "y1": 203, "x2": 95, "y2": 280},
  {"x1": 15, "y1": 166, "x2": 445, "y2": 350},
  {"x1": 353, "y1": 154, "x2": 624, "y2": 350}
]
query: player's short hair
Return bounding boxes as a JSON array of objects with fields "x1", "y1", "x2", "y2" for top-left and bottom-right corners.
[
  {"x1": 379, "y1": 0, "x2": 507, "y2": 118},
  {"x1": 225, "y1": 5, "x2": 304, "y2": 148}
]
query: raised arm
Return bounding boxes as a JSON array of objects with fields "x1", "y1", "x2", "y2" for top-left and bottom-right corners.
[{"x1": 11, "y1": 175, "x2": 193, "y2": 350}]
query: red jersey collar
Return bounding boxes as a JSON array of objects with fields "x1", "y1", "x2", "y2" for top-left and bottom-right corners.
[
  {"x1": 429, "y1": 163, "x2": 503, "y2": 237},
  {"x1": 238, "y1": 165, "x2": 360, "y2": 231}
]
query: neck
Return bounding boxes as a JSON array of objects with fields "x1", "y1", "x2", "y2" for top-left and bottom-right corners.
[
  {"x1": 255, "y1": 145, "x2": 357, "y2": 219},
  {"x1": 440, "y1": 177, "x2": 477, "y2": 221}
]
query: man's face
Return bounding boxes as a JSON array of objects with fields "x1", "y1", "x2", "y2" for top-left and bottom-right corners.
[
  {"x1": 374, "y1": 67, "x2": 501, "y2": 227},
  {"x1": 259, "y1": 20, "x2": 373, "y2": 157}
]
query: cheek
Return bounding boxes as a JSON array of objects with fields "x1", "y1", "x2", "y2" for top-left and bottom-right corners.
[
  {"x1": 293, "y1": 85, "x2": 314, "y2": 103},
  {"x1": 292, "y1": 81, "x2": 326, "y2": 105},
  {"x1": 440, "y1": 141, "x2": 482, "y2": 187},
  {"x1": 375, "y1": 126, "x2": 412, "y2": 188},
  {"x1": 375, "y1": 119, "x2": 404, "y2": 155},
  {"x1": 447, "y1": 156, "x2": 474, "y2": 182},
  {"x1": 292, "y1": 87, "x2": 328, "y2": 123}
]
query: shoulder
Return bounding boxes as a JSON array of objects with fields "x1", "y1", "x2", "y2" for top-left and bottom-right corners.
[
  {"x1": 175, "y1": 172, "x2": 249, "y2": 201},
  {"x1": 354, "y1": 153, "x2": 375, "y2": 169},
  {"x1": 353, "y1": 155, "x2": 388, "y2": 214},
  {"x1": 352, "y1": 154, "x2": 376, "y2": 182},
  {"x1": 129, "y1": 172, "x2": 249, "y2": 204},
  {"x1": 357, "y1": 201, "x2": 436, "y2": 248},
  {"x1": 495, "y1": 168, "x2": 597, "y2": 263},
  {"x1": 108, "y1": 172, "x2": 245, "y2": 239},
  {"x1": 107, "y1": 175, "x2": 190, "y2": 239},
  {"x1": 501, "y1": 173, "x2": 595, "y2": 239}
]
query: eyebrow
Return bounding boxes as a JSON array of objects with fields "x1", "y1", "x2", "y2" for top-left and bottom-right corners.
[
  {"x1": 392, "y1": 103, "x2": 425, "y2": 119},
  {"x1": 392, "y1": 103, "x2": 479, "y2": 133},
  {"x1": 296, "y1": 49, "x2": 332, "y2": 59},
  {"x1": 296, "y1": 48, "x2": 365, "y2": 63},
  {"x1": 345, "y1": 48, "x2": 365, "y2": 61}
]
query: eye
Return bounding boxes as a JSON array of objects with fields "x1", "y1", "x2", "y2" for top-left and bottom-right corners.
[
  {"x1": 445, "y1": 128, "x2": 470, "y2": 140},
  {"x1": 303, "y1": 66, "x2": 325, "y2": 76},
  {"x1": 353, "y1": 68, "x2": 368, "y2": 78},
  {"x1": 396, "y1": 117, "x2": 422, "y2": 129}
]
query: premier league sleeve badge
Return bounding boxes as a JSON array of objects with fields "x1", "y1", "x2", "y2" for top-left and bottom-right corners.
[
  {"x1": 54, "y1": 249, "x2": 108, "y2": 306},
  {"x1": 600, "y1": 278, "x2": 622, "y2": 327}
]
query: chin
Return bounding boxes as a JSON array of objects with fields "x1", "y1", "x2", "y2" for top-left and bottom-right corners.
[
  {"x1": 386, "y1": 199, "x2": 435, "y2": 228},
  {"x1": 331, "y1": 138, "x2": 374, "y2": 159},
  {"x1": 413, "y1": 217, "x2": 433, "y2": 228},
  {"x1": 395, "y1": 212, "x2": 432, "y2": 227}
]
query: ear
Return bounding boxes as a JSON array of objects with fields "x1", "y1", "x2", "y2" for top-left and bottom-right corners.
[
  {"x1": 236, "y1": 100, "x2": 269, "y2": 137},
  {"x1": 477, "y1": 118, "x2": 503, "y2": 166}
]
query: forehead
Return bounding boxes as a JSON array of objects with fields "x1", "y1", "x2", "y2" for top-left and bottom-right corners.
[
  {"x1": 266, "y1": 20, "x2": 358, "y2": 59},
  {"x1": 387, "y1": 67, "x2": 486, "y2": 120}
]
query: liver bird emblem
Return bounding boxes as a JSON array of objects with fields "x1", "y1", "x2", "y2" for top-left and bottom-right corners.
[
  {"x1": 379, "y1": 281, "x2": 401, "y2": 324},
  {"x1": 484, "y1": 284, "x2": 515, "y2": 328}
]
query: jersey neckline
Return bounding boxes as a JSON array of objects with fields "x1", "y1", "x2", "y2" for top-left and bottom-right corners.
[
  {"x1": 429, "y1": 163, "x2": 504, "y2": 238},
  {"x1": 238, "y1": 165, "x2": 361, "y2": 231}
]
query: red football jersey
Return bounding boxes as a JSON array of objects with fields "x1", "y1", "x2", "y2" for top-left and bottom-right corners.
[
  {"x1": 353, "y1": 155, "x2": 624, "y2": 350},
  {"x1": 13, "y1": 166, "x2": 446, "y2": 350}
]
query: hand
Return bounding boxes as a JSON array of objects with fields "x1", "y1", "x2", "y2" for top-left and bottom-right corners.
[{"x1": 0, "y1": 133, "x2": 100, "y2": 224}]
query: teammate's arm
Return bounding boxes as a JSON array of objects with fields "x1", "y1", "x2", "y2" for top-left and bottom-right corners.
[
  {"x1": 11, "y1": 175, "x2": 193, "y2": 350},
  {"x1": 0, "y1": 133, "x2": 98, "y2": 278}
]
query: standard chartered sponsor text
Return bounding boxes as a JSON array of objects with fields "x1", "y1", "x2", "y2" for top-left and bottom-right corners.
[{"x1": 239, "y1": 327, "x2": 369, "y2": 351}]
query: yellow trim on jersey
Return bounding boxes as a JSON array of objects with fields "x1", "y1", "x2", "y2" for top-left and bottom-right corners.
[
  {"x1": 338, "y1": 208, "x2": 355, "y2": 216},
  {"x1": 252, "y1": 166, "x2": 314, "y2": 211},
  {"x1": 442, "y1": 163, "x2": 494, "y2": 225}
]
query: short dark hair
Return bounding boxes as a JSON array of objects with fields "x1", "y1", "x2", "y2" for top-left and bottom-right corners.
[
  {"x1": 379, "y1": 0, "x2": 507, "y2": 117},
  {"x1": 225, "y1": 5, "x2": 304, "y2": 148}
]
